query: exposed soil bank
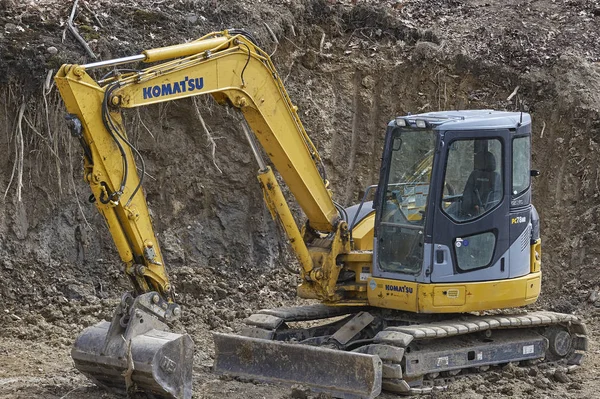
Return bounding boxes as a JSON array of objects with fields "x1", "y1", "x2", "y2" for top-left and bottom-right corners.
[{"x1": 1, "y1": 1, "x2": 599, "y2": 398}]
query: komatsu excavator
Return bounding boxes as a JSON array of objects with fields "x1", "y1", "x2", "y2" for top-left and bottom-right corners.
[{"x1": 55, "y1": 30, "x2": 588, "y2": 399}]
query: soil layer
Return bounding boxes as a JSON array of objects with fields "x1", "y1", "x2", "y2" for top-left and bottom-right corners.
[{"x1": 1, "y1": 1, "x2": 599, "y2": 398}]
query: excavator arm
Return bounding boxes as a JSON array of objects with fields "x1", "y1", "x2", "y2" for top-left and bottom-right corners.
[
  {"x1": 55, "y1": 30, "x2": 357, "y2": 399},
  {"x1": 56, "y1": 30, "x2": 353, "y2": 302}
]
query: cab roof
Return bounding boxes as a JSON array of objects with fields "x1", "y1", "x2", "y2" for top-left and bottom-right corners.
[{"x1": 389, "y1": 110, "x2": 531, "y2": 131}]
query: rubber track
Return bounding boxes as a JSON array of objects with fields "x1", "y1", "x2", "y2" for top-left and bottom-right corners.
[
  {"x1": 242, "y1": 307, "x2": 588, "y2": 396},
  {"x1": 376, "y1": 311, "x2": 588, "y2": 395}
]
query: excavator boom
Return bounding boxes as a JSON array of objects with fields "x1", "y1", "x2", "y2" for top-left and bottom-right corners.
[{"x1": 55, "y1": 30, "x2": 355, "y2": 398}]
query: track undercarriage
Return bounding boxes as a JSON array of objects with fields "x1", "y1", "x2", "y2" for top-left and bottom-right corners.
[{"x1": 214, "y1": 304, "x2": 587, "y2": 398}]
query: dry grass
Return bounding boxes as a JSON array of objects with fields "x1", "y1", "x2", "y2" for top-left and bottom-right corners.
[
  {"x1": 192, "y1": 97, "x2": 222, "y2": 174},
  {"x1": 0, "y1": 79, "x2": 85, "y2": 221}
]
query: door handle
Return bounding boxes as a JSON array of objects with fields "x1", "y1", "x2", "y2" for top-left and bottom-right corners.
[{"x1": 436, "y1": 249, "x2": 444, "y2": 264}]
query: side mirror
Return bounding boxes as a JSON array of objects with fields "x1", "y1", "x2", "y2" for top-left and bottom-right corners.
[{"x1": 530, "y1": 169, "x2": 540, "y2": 177}]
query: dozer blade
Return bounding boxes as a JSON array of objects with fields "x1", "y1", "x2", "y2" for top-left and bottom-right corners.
[
  {"x1": 71, "y1": 293, "x2": 194, "y2": 399},
  {"x1": 213, "y1": 333, "x2": 383, "y2": 399}
]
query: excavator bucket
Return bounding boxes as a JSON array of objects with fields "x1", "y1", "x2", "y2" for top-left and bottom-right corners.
[
  {"x1": 213, "y1": 333, "x2": 383, "y2": 399},
  {"x1": 71, "y1": 293, "x2": 194, "y2": 399}
]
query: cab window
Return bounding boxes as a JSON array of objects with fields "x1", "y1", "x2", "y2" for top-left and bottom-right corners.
[
  {"x1": 377, "y1": 129, "x2": 436, "y2": 275},
  {"x1": 512, "y1": 136, "x2": 530, "y2": 195},
  {"x1": 454, "y1": 231, "x2": 497, "y2": 271},
  {"x1": 442, "y1": 138, "x2": 503, "y2": 222}
]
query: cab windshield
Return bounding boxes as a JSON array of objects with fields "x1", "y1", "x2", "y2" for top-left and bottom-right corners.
[{"x1": 378, "y1": 128, "x2": 437, "y2": 275}]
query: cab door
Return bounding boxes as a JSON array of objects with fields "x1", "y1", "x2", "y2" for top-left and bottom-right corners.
[{"x1": 430, "y1": 130, "x2": 510, "y2": 283}]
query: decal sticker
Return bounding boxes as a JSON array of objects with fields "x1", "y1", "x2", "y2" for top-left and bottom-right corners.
[
  {"x1": 436, "y1": 356, "x2": 449, "y2": 367},
  {"x1": 523, "y1": 345, "x2": 535, "y2": 355},
  {"x1": 385, "y1": 284, "x2": 414, "y2": 294},
  {"x1": 369, "y1": 279, "x2": 377, "y2": 291},
  {"x1": 512, "y1": 216, "x2": 527, "y2": 224},
  {"x1": 455, "y1": 238, "x2": 470, "y2": 247},
  {"x1": 143, "y1": 76, "x2": 204, "y2": 99}
]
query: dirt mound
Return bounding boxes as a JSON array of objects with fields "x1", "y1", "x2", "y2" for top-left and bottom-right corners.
[{"x1": 1, "y1": 1, "x2": 600, "y2": 398}]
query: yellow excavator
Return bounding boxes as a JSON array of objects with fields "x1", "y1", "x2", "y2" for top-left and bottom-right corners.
[{"x1": 55, "y1": 30, "x2": 587, "y2": 399}]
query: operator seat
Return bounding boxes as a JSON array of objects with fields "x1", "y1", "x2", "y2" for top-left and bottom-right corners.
[{"x1": 460, "y1": 151, "x2": 501, "y2": 218}]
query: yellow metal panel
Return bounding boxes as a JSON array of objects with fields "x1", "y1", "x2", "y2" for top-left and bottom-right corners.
[
  {"x1": 419, "y1": 273, "x2": 541, "y2": 313},
  {"x1": 432, "y1": 286, "x2": 466, "y2": 306},
  {"x1": 366, "y1": 272, "x2": 541, "y2": 313},
  {"x1": 526, "y1": 276, "x2": 541, "y2": 300},
  {"x1": 338, "y1": 252, "x2": 373, "y2": 284},
  {"x1": 366, "y1": 278, "x2": 419, "y2": 312},
  {"x1": 350, "y1": 212, "x2": 375, "y2": 250},
  {"x1": 339, "y1": 252, "x2": 373, "y2": 263}
]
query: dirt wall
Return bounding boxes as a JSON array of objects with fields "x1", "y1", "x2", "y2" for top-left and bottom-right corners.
[
  {"x1": 1, "y1": 0, "x2": 599, "y2": 310},
  {"x1": 1, "y1": 1, "x2": 600, "y2": 398}
]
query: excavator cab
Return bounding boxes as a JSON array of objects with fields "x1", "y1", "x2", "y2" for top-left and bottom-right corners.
[{"x1": 372, "y1": 110, "x2": 537, "y2": 312}]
